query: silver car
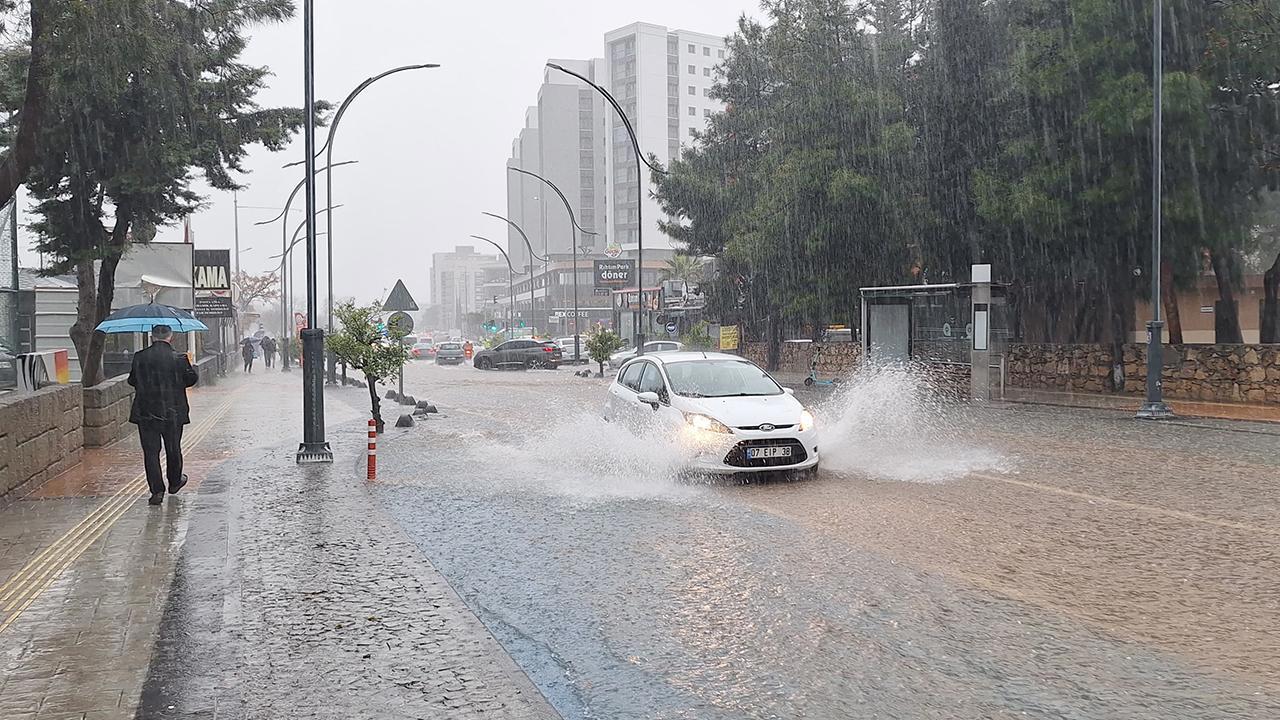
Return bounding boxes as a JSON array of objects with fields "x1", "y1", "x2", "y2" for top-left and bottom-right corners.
[
  {"x1": 434, "y1": 341, "x2": 465, "y2": 365},
  {"x1": 608, "y1": 340, "x2": 684, "y2": 369}
]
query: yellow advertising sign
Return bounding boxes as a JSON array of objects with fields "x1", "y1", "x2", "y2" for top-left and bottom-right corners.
[{"x1": 719, "y1": 325, "x2": 740, "y2": 351}]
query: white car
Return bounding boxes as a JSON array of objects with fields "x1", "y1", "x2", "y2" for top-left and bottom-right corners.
[
  {"x1": 603, "y1": 352, "x2": 818, "y2": 476},
  {"x1": 554, "y1": 336, "x2": 587, "y2": 364},
  {"x1": 607, "y1": 340, "x2": 684, "y2": 369}
]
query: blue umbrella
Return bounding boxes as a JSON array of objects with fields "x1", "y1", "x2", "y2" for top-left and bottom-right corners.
[{"x1": 95, "y1": 302, "x2": 209, "y2": 333}]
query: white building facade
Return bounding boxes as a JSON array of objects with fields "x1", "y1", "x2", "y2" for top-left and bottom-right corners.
[{"x1": 429, "y1": 245, "x2": 507, "y2": 332}]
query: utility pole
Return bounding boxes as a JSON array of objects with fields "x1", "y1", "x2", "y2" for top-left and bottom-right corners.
[
  {"x1": 297, "y1": 0, "x2": 332, "y2": 462},
  {"x1": 1138, "y1": 0, "x2": 1174, "y2": 420}
]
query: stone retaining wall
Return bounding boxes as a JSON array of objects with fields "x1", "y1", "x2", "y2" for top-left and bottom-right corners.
[
  {"x1": 0, "y1": 385, "x2": 84, "y2": 501},
  {"x1": 83, "y1": 374, "x2": 135, "y2": 447},
  {"x1": 1007, "y1": 344, "x2": 1280, "y2": 404},
  {"x1": 741, "y1": 341, "x2": 862, "y2": 374}
]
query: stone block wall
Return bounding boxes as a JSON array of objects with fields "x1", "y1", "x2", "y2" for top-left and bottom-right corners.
[
  {"x1": 741, "y1": 341, "x2": 862, "y2": 374},
  {"x1": 0, "y1": 385, "x2": 84, "y2": 501},
  {"x1": 1007, "y1": 344, "x2": 1280, "y2": 404},
  {"x1": 82, "y1": 374, "x2": 135, "y2": 447}
]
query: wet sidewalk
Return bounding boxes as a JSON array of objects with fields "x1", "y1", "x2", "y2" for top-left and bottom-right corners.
[{"x1": 0, "y1": 370, "x2": 557, "y2": 719}]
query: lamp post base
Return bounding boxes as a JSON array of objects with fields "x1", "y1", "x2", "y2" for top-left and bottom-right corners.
[
  {"x1": 1135, "y1": 401, "x2": 1175, "y2": 420},
  {"x1": 296, "y1": 441, "x2": 334, "y2": 463}
]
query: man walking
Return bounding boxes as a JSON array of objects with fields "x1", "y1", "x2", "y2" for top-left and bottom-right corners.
[
  {"x1": 128, "y1": 325, "x2": 199, "y2": 505},
  {"x1": 262, "y1": 336, "x2": 277, "y2": 368},
  {"x1": 241, "y1": 338, "x2": 255, "y2": 373}
]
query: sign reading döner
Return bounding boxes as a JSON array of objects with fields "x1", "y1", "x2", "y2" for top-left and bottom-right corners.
[{"x1": 594, "y1": 259, "x2": 635, "y2": 289}]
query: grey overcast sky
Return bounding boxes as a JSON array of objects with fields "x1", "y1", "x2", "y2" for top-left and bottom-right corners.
[{"x1": 22, "y1": 0, "x2": 766, "y2": 308}]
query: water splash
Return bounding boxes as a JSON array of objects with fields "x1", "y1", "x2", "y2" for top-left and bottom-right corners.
[{"x1": 815, "y1": 364, "x2": 1009, "y2": 483}]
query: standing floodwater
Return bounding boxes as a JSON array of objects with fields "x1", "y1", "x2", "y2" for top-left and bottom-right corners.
[{"x1": 366, "y1": 363, "x2": 1280, "y2": 719}]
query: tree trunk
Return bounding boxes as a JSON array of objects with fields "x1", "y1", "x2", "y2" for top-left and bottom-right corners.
[
  {"x1": 69, "y1": 259, "x2": 99, "y2": 385},
  {"x1": 1261, "y1": 251, "x2": 1280, "y2": 344},
  {"x1": 765, "y1": 312, "x2": 781, "y2": 371},
  {"x1": 0, "y1": 0, "x2": 51, "y2": 209},
  {"x1": 1160, "y1": 259, "x2": 1183, "y2": 345},
  {"x1": 1107, "y1": 284, "x2": 1131, "y2": 393},
  {"x1": 366, "y1": 374, "x2": 384, "y2": 433},
  {"x1": 1208, "y1": 249, "x2": 1244, "y2": 344},
  {"x1": 70, "y1": 212, "x2": 130, "y2": 387}
]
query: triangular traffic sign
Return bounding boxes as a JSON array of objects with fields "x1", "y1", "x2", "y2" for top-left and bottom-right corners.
[{"x1": 382, "y1": 279, "x2": 419, "y2": 311}]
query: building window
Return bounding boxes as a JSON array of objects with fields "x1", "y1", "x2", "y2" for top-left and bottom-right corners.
[
  {"x1": 703, "y1": 67, "x2": 711, "y2": 77},
  {"x1": 688, "y1": 43, "x2": 695, "y2": 53},
  {"x1": 703, "y1": 88, "x2": 711, "y2": 97},
  {"x1": 703, "y1": 46, "x2": 711, "y2": 56},
  {"x1": 687, "y1": 64, "x2": 695, "y2": 74},
  {"x1": 688, "y1": 106, "x2": 696, "y2": 116},
  {"x1": 689, "y1": 128, "x2": 696, "y2": 137},
  {"x1": 718, "y1": 49, "x2": 726, "y2": 58},
  {"x1": 704, "y1": 108, "x2": 711, "y2": 117},
  {"x1": 688, "y1": 85, "x2": 695, "y2": 96}
]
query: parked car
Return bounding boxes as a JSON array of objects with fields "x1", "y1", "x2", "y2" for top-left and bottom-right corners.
[
  {"x1": 608, "y1": 340, "x2": 684, "y2": 369},
  {"x1": 554, "y1": 336, "x2": 587, "y2": 364},
  {"x1": 0, "y1": 342, "x2": 17, "y2": 390},
  {"x1": 603, "y1": 352, "x2": 817, "y2": 476},
  {"x1": 434, "y1": 341, "x2": 465, "y2": 365},
  {"x1": 472, "y1": 339, "x2": 562, "y2": 370}
]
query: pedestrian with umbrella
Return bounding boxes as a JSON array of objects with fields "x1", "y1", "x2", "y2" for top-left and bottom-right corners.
[{"x1": 97, "y1": 303, "x2": 205, "y2": 506}]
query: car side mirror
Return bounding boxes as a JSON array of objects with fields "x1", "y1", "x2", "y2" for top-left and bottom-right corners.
[
  {"x1": 636, "y1": 391, "x2": 661, "y2": 408},
  {"x1": 783, "y1": 387, "x2": 795, "y2": 395}
]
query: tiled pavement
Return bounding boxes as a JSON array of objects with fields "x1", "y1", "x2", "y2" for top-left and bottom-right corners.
[{"x1": 0, "y1": 371, "x2": 558, "y2": 719}]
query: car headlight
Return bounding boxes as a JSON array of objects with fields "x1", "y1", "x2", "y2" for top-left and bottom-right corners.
[
  {"x1": 799, "y1": 409, "x2": 815, "y2": 432},
  {"x1": 684, "y1": 412, "x2": 732, "y2": 434}
]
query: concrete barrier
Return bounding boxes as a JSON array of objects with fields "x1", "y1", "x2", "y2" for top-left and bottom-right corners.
[
  {"x1": 0, "y1": 384, "x2": 83, "y2": 501},
  {"x1": 82, "y1": 374, "x2": 135, "y2": 448}
]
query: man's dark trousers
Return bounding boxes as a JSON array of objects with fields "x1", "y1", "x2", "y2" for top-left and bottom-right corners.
[{"x1": 138, "y1": 420, "x2": 184, "y2": 495}]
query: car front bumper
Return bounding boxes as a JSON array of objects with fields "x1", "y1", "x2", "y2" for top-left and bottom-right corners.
[{"x1": 679, "y1": 427, "x2": 820, "y2": 475}]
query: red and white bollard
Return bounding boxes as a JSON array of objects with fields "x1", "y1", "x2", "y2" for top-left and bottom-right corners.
[{"x1": 367, "y1": 418, "x2": 377, "y2": 480}]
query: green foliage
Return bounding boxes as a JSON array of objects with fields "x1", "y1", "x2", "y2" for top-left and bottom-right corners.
[
  {"x1": 680, "y1": 321, "x2": 713, "y2": 349},
  {"x1": 585, "y1": 328, "x2": 625, "y2": 374},
  {"x1": 652, "y1": 0, "x2": 1280, "y2": 346},
  {"x1": 326, "y1": 303, "x2": 410, "y2": 383}
]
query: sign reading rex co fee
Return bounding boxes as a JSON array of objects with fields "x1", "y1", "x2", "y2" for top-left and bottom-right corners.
[
  {"x1": 594, "y1": 259, "x2": 635, "y2": 288},
  {"x1": 192, "y1": 249, "x2": 233, "y2": 319}
]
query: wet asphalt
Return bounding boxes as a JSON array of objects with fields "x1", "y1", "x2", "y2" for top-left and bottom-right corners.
[{"x1": 372, "y1": 360, "x2": 1280, "y2": 720}]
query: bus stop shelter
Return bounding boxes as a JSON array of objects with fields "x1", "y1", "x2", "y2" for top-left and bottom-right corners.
[{"x1": 859, "y1": 265, "x2": 1011, "y2": 399}]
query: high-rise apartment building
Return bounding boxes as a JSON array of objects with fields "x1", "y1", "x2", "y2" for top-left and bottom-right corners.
[
  {"x1": 429, "y1": 245, "x2": 507, "y2": 332},
  {"x1": 603, "y1": 23, "x2": 726, "y2": 254}
]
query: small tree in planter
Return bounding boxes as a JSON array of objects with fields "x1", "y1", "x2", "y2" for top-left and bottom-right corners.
[
  {"x1": 585, "y1": 328, "x2": 625, "y2": 378},
  {"x1": 326, "y1": 302, "x2": 409, "y2": 433}
]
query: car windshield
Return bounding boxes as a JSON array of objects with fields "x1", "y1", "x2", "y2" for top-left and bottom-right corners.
[
  {"x1": 664, "y1": 359, "x2": 782, "y2": 398},
  {"x1": 438, "y1": 343, "x2": 461, "y2": 350}
]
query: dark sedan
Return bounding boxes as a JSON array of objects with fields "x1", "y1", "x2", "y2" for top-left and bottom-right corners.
[{"x1": 472, "y1": 339, "x2": 562, "y2": 370}]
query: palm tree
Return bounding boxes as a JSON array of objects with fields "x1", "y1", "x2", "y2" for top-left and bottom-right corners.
[{"x1": 662, "y1": 254, "x2": 704, "y2": 293}]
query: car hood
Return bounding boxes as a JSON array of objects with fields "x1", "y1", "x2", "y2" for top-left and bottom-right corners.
[{"x1": 677, "y1": 393, "x2": 803, "y2": 428}]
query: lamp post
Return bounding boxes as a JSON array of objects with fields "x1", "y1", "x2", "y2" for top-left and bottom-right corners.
[
  {"x1": 297, "y1": 0, "x2": 331, "y2": 462},
  {"x1": 1138, "y1": 0, "x2": 1174, "y2": 420},
  {"x1": 483, "y1": 212, "x2": 547, "y2": 336},
  {"x1": 548, "y1": 62, "x2": 666, "y2": 355},
  {"x1": 311, "y1": 63, "x2": 439, "y2": 383},
  {"x1": 271, "y1": 214, "x2": 335, "y2": 368},
  {"x1": 253, "y1": 160, "x2": 357, "y2": 371},
  {"x1": 471, "y1": 235, "x2": 523, "y2": 340},
  {"x1": 508, "y1": 167, "x2": 598, "y2": 362}
]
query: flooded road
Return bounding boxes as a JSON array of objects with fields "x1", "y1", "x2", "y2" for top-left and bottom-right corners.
[{"x1": 372, "y1": 361, "x2": 1280, "y2": 719}]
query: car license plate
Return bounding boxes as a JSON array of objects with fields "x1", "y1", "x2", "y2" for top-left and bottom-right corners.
[{"x1": 747, "y1": 446, "x2": 792, "y2": 460}]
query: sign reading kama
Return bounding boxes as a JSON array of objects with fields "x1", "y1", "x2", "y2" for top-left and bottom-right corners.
[
  {"x1": 192, "y1": 249, "x2": 232, "y2": 319},
  {"x1": 594, "y1": 259, "x2": 635, "y2": 289}
]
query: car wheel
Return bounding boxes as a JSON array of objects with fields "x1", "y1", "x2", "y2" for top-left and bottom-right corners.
[
  {"x1": 475, "y1": 357, "x2": 492, "y2": 370},
  {"x1": 803, "y1": 376, "x2": 814, "y2": 387},
  {"x1": 525, "y1": 358, "x2": 540, "y2": 370}
]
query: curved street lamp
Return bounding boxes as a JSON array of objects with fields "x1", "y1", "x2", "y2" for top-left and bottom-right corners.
[
  {"x1": 483, "y1": 212, "x2": 545, "y2": 335},
  {"x1": 254, "y1": 160, "x2": 357, "y2": 370},
  {"x1": 270, "y1": 211, "x2": 338, "y2": 358},
  {"x1": 508, "y1": 166, "x2": 598, "y2": 362},
  {"x1": 471, "y1": 234, "x2": 525, "y2": 340},
  {"x1": 547, "y1": 62, "x2": 667, "y2": 355}
]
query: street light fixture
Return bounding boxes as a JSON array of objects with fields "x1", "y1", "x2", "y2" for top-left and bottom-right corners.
[
  {"x1": 1138, "y1": 0, "x2": 1174, "y2": 420},
  {"x1": 470, "y1": 235, "x2": 525, "y2": 340},
  {"x1": 508, "y1": 166, "x2": 598, "y2": 363},
  {"x1": 547, "y1": 62, "x2": 667, "y2": 355},
  {"x1": 483, "y1": 212, "x2": 546, "y2": 336},
  {"x1": 253, "y1": 159, "x2": 357, "y2": 371}
]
